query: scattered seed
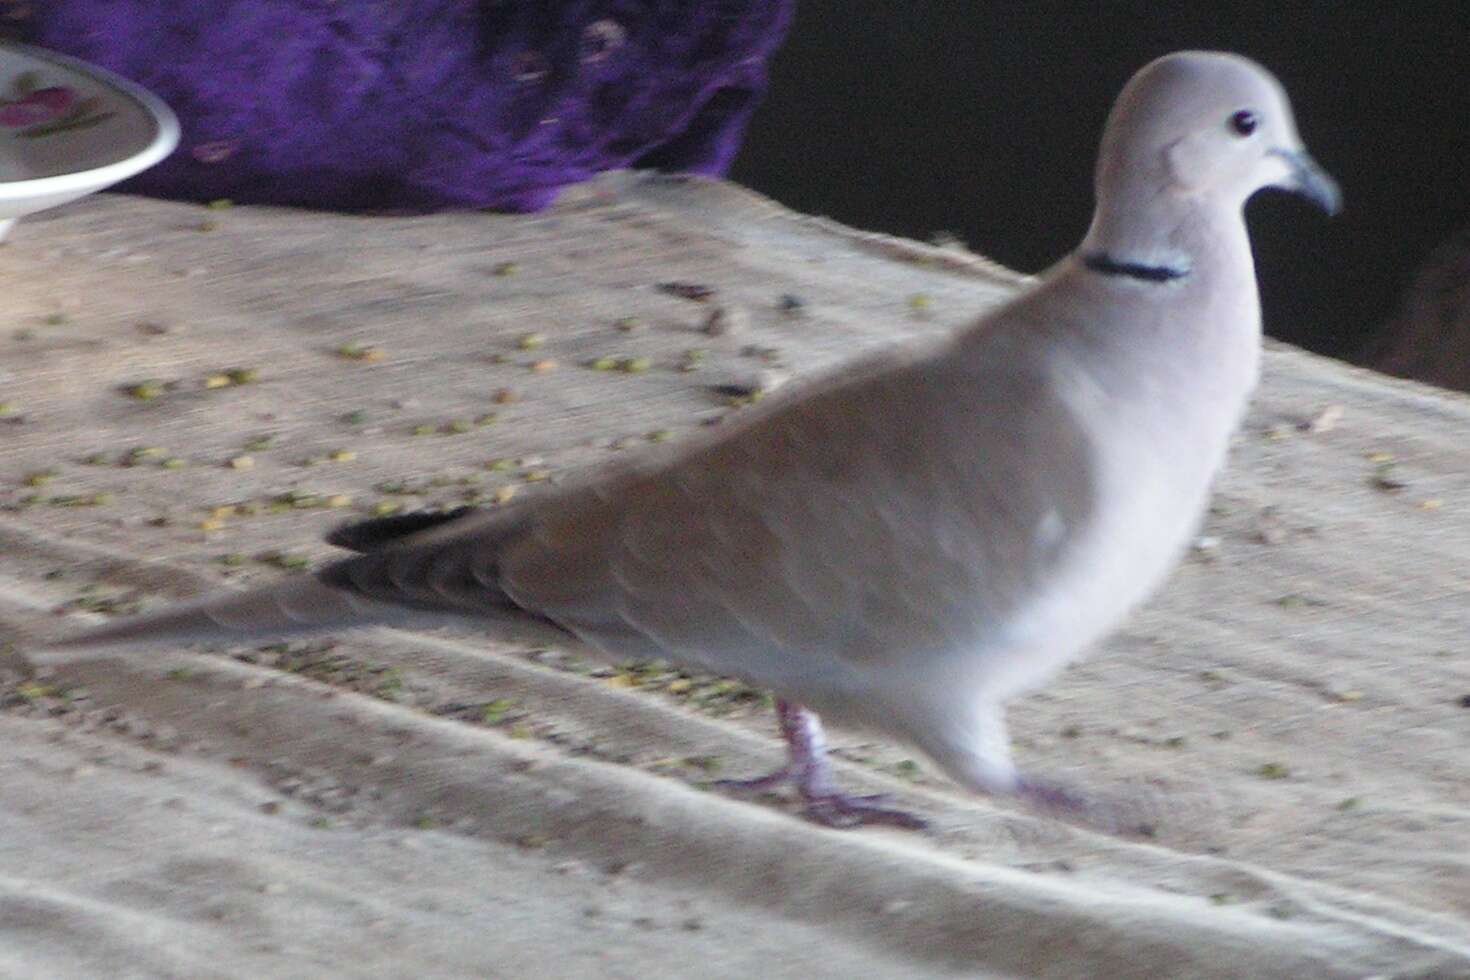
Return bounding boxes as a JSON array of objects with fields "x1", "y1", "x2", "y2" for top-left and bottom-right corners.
[
  {"x1": 522, "y1": 469, "x2": 552, "y2": 483},
  {"x1": 658, "y1": 281, "x2": 715, "y2": 302},
  {"x1": 371, "y1": 500, "x2": 401, "y2": 517},
  {"x1": 160, "y1": 457, "x2": 187, "y2": 470},
  {"x1": 492, "y1": 261, "x2": 519, "y2": 276},
  {"x1": 1274, "y1": 593, "x2": 1325, "y2": 609},
  {"x1": 492, "y1": 486, "x2": 517, "y2": 504},
  {"x1": 485, "y1": 458, "x2": 516, "y2": 472},
  {"x1": 125, "y1": 381, "x2": 165, "y2": 401},
  {"x1": 1257, "y1": 762, "x2": 1289, "y2": 780},
  {"x1": 1336, "y1": 797, "x2": 1361, "y2": 811},
  {"x1": 243, "y1": 435, "x2": 275, "y2": 452},
  {"x1": 23, "y1": 469, "x2": 57, "y2": 487},
  {"x1": 206, "y1": 198, "x2": 233, "y2": 210},
  {"x1": 259, "y1": 551, "x2": 311, "y2": 571},
  {"x1": 618, "y1": 357, "x2": 651, "y2": 373},
  {"x1": 530, "y1": 358, "x2": 558, "y2": 373},
  {"x1": 702, "y1": 305, "x2": 748, "y2": 337},
  {"x1": 614, "y1": 316, "x2": 643, "y2": 332},
  {"x1": 328, "y1": 449, "x2": 356, "y2": 462},
  {"x1": 43, "y1": 312, "x2": 68, "y2": 326},
  {"x1": 588, "y1": 356, "x2": 619, "y2": 371},
  {"x1": 492, "y1": 388, "x2": 518, "y2": 404},
  {"x1": 341, "y1": 410, "x2": 368, "y2": 426},
  {"x1": 198, "y1": 518, "x2": 225, "y2": 531},
  {"x1": 227, "y1": 455, "x2": 255, "y2": 470},
  {"x1": 1370, "y1": 462, "x2": 1407, "y2": 491},
  {"x1": 480, "y1": 698, "x2": 518, "y2": 723},
  {"x1": 647, "y1": 429, "x2": 672, "y2": 443},
  {"x1": 337, "y1": 343, "x2": 385, "y2": 362},
  {"x1": 907, "y1": 292, "x2": 932, "y2": 311},
  {"x1": 517, "y1": 332, "x2": 546, "y2": 350},
  {"x1": 325, "y1": 494, "x2": 352, "y2": 509},
  {"x1": 226, "y1": 367, "x2": 259, "y2": 384},
  {"x1": 411, "y1": 424, "x2": 436, "y2": 437},
  {"x1": 203, "y1": 373, "x2": 232, "y2": 389}
]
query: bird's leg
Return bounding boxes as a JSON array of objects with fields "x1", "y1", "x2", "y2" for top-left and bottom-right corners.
[{"x1": 715, "y1": 700, "x2": 927, "y2": 830}]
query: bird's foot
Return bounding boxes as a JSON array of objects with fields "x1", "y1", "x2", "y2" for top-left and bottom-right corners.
[
  {"x1": 709, "y1": 767, "x2": 793, "y2": 795},
  {"x1": 1016, "y1": 775, "x2": 1091, "y2": 816},
  {"x1": 713, "y1": 700, "x2": 928, "y2": 830},
  {"x1": 802, "y1": 791, "x2": 929, "y2": 830}
]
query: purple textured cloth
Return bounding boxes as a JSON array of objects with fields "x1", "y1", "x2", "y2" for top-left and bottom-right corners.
[{"x1": 12, "y1": 1, "x2": 791, "y2": 212}]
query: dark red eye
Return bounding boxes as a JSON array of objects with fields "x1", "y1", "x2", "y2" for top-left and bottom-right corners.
[{"x1": 1229, "y1": 110, "x2": 1259, "y2": 137}]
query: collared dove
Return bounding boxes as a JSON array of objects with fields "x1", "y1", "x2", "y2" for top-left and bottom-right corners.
[{"x1": 41, "y1": 51, "x2": 1338, "y2": 829}]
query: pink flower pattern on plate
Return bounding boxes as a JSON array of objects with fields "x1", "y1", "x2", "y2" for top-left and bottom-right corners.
[{"x1": 0, "y1": 70, "x2": 112, "y2": 137}]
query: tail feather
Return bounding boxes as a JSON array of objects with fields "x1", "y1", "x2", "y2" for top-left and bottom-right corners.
[
  {"x1": 325, "y1": 506, "x2": 478, "y2": 553},
  {"x1": 32, "y1": 574, "x2": 405, "y2": 663}
]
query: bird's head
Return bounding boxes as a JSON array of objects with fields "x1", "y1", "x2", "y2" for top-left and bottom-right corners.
[{"x1": 1096, "y1": 51, "x2": 1340, "y2": 219}]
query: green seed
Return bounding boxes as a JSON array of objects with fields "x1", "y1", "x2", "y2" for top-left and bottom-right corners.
[
  {"x1": 226, "y1": 367, "x2": 259, "y2": 384},
  {"x1": 243, "y1": 435, "x2": 275, "y2": 452},
  {"x1": 341, "y1": 410, "x2": 368, "y2": 425},
  {"x1": 126, "y1": 381, "x2": 165, "y2": 401},
  {"x1": 907, "y1": 293, "x2": 932, "y2": 311},
  {"x1": 647, "y1": 430, "x2": 672, "y2": 443},
  {"x1": 485, "y1": 458, "x2": 515, "y2": 472},
  {"x1": 480, "y1": 698, "x2": 517, "y2": 723},
  {"x1": 43, "y1": 312, "x2": 67, "y2": 326},
  {"x1": 445, "y1": 419, "x2": 474, "y2": 434},
  {"x1": 1257, "y1": 762, "x2": 1290, "y2": 780},
  {"x1": 492, "y1": 261, "x2": 519, "y2": 276},
  {"x1": 371, "y1": 500, "x2": 401, "y2": 517},
  {"x1": 517, "y1": 332, "x2": 545, "y2": 350},
  {"x1": 475, "y1": 413, "x2": 498, "y2": 427},
  {"x1": 411, "y1": 424, "x2": 436, "y2": 437},
  {"x1": 614, "y1": 316, "x2": 642, "y2": 332},
  {"x1": 589, "y1": 356, "x2": 618, "y2": 371},
  {"x1": 160, "y1": 457, "x2": 187, "y2": 470},
  {"x1": 23, "y1": 469, "x2": 58, "y2": 487},
  {"x1": 618, "y1": 357, "x2": 651, "y2": 373},
  {"x1": 206, "y1": 198, "x2": 233, "y2": 210}
]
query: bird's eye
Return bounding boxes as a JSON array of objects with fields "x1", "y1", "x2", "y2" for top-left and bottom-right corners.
[{"x1": 1228, "y1": 109, "x2": 1259, "y2": 137}]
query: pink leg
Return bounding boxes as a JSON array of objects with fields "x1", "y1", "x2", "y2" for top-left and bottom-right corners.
[{"x1": 714, "y1": 700, "x2": 927, "y2": 830}]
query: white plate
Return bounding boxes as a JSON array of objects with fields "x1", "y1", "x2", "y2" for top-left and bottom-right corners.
[{"x1": 0, "y1": 41, "x2": 179, "y2": 239}]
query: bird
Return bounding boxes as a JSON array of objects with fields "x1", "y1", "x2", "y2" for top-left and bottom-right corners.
[{"x1": 38, "y1": 51, "x2": 1339, "y2": 830}]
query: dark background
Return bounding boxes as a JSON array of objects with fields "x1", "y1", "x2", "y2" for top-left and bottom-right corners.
[{"x1": 731, "y1": 4, "x2": 1470, "y2": 363}]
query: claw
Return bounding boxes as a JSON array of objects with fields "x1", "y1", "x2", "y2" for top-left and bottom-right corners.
[
  {"x1": 805, "y1": 793, "x2": 929, "y2": 830},
  {"x1": 713, "y1": 700, "x2": 929, "y2": 831}
]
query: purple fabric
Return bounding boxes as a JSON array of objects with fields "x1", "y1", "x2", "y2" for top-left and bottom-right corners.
[{"x1": 12, "y1": 1, "x2": 791, "y2": 212}]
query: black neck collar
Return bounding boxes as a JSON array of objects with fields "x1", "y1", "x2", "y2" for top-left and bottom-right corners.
[{"x1": 1081, "y1": 251, "x2": 1190, "y2": 283}]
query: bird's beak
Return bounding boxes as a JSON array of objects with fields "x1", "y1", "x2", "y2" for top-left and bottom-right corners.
[{"x1": 1268, "y1": 148, "x2": 1342, "y2": 215}]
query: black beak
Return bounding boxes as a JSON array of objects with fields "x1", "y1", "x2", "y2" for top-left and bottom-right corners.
[{"x1": 1269, "y1": 148, "x2": 1342, "y2": 215}]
